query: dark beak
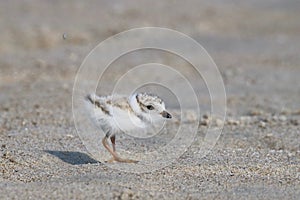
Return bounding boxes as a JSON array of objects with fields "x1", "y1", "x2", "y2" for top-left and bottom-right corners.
[{"x1": 161, "y1": 110, "x2": 172, "y2": 119}]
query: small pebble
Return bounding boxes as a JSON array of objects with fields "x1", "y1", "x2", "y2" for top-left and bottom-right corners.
[
  {"x1": 66, "y1": 134, "x2": 74, "y2": 138},
  {"x1": 249, "y1": 109, "x2": 264, "y2": 116},
  {"x1": 259, "y1": 121, "x2": 266, "y2": 128},
  {"x1": 215, "y1": 118, "x2": 224, "y2": 127},
  {"x1": 227, "y1": 119, "x2": 240, "y2": 126},
  {"x1": 62, "y1": 33, "x2": 67, "y2": 40},
  {"x1": 278, "y1": 115, "x2": 287, "y2": 122},
  {"x1": 200, "y1": 119, "x2": 209, "y2": 126},
  {"x1": 290, "y1": 119, "x2": 298, "y2": 126},
  {"x1": 240, "y1": 116, "x2": 251, "y2": 123}
]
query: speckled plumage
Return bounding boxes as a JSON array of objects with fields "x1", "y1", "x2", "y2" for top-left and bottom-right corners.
[{"x1": 85, "y1": 92, "x2": 172, "y2": 163}]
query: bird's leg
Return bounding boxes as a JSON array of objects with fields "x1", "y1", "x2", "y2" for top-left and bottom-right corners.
[
  {"x1": 102, "y1": 136, "x2": 119, "y2": 160},
  {"x1": 107, "y1": 135, "x2": 117, "y2": 163},
  {"x1": 110, "y1": 135, "x2": 116, "y2": 152},
  {"x1": 102, "y1": 135, "x2": 138, "y2": 163}
]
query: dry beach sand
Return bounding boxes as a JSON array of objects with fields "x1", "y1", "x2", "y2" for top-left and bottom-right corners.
[{"x1": 0, "y1": 0, "x2": 300, "y2": 199}]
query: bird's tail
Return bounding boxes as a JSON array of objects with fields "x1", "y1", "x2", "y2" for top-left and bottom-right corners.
[{"x1": 85, "y1": 93, "x2": 99, "y2": 105}]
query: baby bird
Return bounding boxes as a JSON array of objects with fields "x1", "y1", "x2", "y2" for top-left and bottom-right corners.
[{"x1": 85, "y1": 92, "x2": 172, "y2": 163}]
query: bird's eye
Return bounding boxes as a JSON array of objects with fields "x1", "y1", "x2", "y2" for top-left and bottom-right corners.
[{"x1": 146, "y1": 105, "x2": 154, "y2": 110}]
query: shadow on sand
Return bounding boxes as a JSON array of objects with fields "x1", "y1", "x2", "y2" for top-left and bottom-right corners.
[{"x1": 45, "y1": 150, "x2": 100, "y2": 165}]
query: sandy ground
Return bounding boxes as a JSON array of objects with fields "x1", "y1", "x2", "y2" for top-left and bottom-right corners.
[{"x1": 0, "y1": 0, "x2": 299, "y2": 199}]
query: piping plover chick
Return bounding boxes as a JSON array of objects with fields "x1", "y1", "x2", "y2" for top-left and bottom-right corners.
[{"x1": 85, "y1": 92, "x2": 172, "y2": 163}]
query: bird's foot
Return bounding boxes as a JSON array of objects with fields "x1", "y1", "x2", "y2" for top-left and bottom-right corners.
[{"x1": 106, "y1": 156, "x2": 138, "y2": 163}]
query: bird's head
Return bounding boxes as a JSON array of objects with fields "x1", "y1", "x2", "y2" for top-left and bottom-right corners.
[{"x1": 130, "y1": 92, "x2": 172, "y2": 123}]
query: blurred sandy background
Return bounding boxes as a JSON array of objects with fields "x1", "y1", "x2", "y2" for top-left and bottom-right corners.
[{"x1": 0, "y1": 0, "x2": 299, "y2": 199}]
